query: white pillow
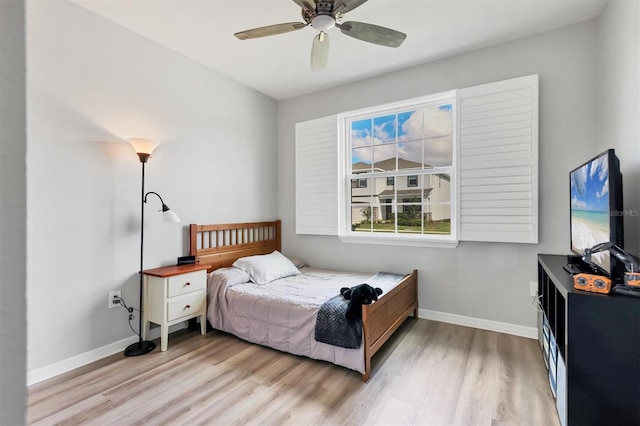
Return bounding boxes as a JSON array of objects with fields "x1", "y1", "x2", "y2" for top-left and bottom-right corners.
[
  {"x1": 232, "y1": 250, "x2": 301, "y2": 284},
  {"x1": 283, "y1": 254, "x2": 307, "y2": 269},
  {"x1": 208, "y1": 267, "x2": 251, "y2": 289}
]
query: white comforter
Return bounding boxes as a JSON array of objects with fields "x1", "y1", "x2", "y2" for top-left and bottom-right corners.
[{"x1": 207, "y1": 267, "x2": 398, "y2": 374}]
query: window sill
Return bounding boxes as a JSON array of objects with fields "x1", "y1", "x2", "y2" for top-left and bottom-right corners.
[{"x1": 338, "y1": 233, "x2": 459, "y2": 248}]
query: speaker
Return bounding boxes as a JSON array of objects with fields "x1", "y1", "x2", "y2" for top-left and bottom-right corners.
[{"x1": 573, "y1": 273, "x2": 612, "y2": 294}]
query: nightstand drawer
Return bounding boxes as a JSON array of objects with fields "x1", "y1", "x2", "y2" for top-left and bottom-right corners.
[
  {"x1": 167, "y1": 291, "x2": 205, "y2": 321},
  {"x1": 167, "y1": 270, "x2": 206, "y2": 298}
]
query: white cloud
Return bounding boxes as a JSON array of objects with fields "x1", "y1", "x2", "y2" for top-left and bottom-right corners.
[
  {"x1": 597, "y1": 177, "x2": 609, "y2": 198},
  {"x1": 571, "y1": 196, "x2": 588, "y2": 209},
  {"x1": 398, "y1": 108, "x2": 452, "y2": 167},
  {"x1": 351, "y1": 128, "x2": 371, "y2": 148},
  {"x1": 373, "y1": 117, "x2": 395, "y2": 142},
  {"x1": 590, "y1": 154, "x2": 609, "y2": 181},
  {"x1": 571, "y1": 164, "x2": 587, "y2": 196}
]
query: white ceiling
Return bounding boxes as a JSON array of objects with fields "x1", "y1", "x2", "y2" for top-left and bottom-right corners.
[{"x1": 70, "y1": 0, "x2": 607, "y2": 100}]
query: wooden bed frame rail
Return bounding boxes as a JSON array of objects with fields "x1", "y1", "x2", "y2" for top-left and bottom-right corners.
[
  {"x1": 189, "y1": 220, "x2": 418, "y2": 381},
  {"x1": 362, "y1": 269, "x2": 418, "y2": 381}
]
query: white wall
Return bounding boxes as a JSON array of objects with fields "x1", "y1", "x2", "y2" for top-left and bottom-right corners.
[
  {"x1": 27, "y1": 0, "x2": 278, "y2": 372},
  {"x1": 279, "y1": 21, "x2": 600, "y2": 328},
  {"x1": 0, "y1": 0, "x2": 27, "y2": 422},
  {"x1": 597, "y1": 0, "x2": 640, "y2": 255}
]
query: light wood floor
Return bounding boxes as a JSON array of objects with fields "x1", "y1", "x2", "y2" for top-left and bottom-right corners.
[{"x1": 28, "y1": 319, "x2": 559, "y2": 426}]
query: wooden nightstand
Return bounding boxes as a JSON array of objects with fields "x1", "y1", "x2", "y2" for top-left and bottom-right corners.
[{"x1": 141, "y1": 264, "x2": 209, "y2": 351}]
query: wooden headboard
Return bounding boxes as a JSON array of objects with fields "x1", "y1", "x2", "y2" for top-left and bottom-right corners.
[{"x1": 189, "y1": 220, "x2": 281, "y2": 272}]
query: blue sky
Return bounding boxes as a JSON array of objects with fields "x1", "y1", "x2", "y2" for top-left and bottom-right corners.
[
  {"x1": 351, "y1": 112, "x2": 410, "y2": 146},
  {"x1": 570, "y1": 154, "x2": 609, "y2": 212},
  {"x1": 350, "y1": 103, "x2": 453, "y2": 167}
]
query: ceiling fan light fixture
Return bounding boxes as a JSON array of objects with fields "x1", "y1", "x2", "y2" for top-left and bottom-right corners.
[
  {"x1": 311, "y1": 15, "x2": 335, "y2": 31},
  {"x1": 234, "y1": 0, "x2": 406, "y2": 71}
]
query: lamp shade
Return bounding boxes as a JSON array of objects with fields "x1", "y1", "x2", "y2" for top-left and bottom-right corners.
[
  {"x1": 161, "y1": 207, "x2": 181, "y2": 223},
  {"x1": 127, "y1": 138, "x2": 159, "y2": 155}
]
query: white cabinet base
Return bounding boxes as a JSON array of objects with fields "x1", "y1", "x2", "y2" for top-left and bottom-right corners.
[{"x1": 141, "y1": 265, "x2": 209, "y2": 351}]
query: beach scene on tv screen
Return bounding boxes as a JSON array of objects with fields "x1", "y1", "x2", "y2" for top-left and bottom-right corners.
[{"x1": 570, "y1": 154, "x2": 610, "y2": 272}]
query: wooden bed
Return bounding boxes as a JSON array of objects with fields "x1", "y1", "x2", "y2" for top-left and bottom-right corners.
[{"x1": 189, "y1": 220, "x2": 418, "y2": 381}]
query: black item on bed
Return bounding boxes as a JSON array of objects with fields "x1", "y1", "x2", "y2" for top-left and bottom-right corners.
[
  {"x1": 340, "y1": 284, "x2": 383, "y2": 321},
  {"x1": 314, "y1": 294, "x2": 363, "y2": 349}
]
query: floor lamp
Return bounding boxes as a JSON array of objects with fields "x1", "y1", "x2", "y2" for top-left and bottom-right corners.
[{"x1": 125, "y1": 138, "x2": 180, "y2": 357}]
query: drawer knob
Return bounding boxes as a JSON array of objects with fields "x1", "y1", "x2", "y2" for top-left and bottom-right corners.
[
  {"x1": 185, "y1": 305, "x2": 191, "y2": 309},
  {"x1": 184, "y1": 282, "x2": 191, "y2": 286}
]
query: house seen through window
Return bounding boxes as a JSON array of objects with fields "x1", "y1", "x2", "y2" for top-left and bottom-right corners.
[{"x1": 347, "y1": 95, "x2": 454, "y2": 238}]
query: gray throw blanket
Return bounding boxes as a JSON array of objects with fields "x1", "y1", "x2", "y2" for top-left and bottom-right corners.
[
  {"x1": 314, "y1": 271, "x2": 406, "y2": 349},
  {"x1": 314, "y1": 294, "x2": 362, "y2": 349}
]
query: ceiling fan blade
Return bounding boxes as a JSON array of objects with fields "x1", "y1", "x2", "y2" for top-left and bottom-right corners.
[
  {"x1": 311, "y1": 32, "x2": 330, "y2": 71},
  {"x1": 292, "y1": 0, "x2": 316, "y2": 12},
  {"x1": 337, "y1": 21, "x2": 406, "y2": 47},
  {"x1": 234, "y1": 22, "x2": 308, "y2": 40},
  {"x1": 333, "y1": 0, "x2": 368, "y2": 15}
]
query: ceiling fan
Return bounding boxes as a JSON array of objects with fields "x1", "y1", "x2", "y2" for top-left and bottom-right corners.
[{"x1": 234, "y1": 0, "x2": 407, "y2": 71}]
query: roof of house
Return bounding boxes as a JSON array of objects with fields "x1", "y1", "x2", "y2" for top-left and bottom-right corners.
[
  {"x1": 353, "y1": 157, "x2": 424, "y2": 172},
  {"x1": 378, "y1": 188, "x2": 434, "y2": 199}
]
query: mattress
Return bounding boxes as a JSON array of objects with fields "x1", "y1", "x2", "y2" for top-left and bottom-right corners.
[{"x1": 206, "y1": 267, "x2": 401, "y2": 374}]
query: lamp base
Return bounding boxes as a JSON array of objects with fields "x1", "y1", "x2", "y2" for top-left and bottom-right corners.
[{"x1": 124, "y1": 340, "x2": 156, "y2": 357}]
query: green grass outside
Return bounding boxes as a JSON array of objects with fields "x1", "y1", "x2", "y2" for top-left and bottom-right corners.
[{"x1": 354, "y1": 220, "x2": 451, "y2": 235}]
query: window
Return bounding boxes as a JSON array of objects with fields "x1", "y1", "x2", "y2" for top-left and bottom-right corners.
[
  {"x1": 351, "y1": 178, "x2": 368, "y2": 188},
  {"x1": 344, "y1": 92, "x2": 456, "y2": 242},
  {"x1": 295, "y1": 74, "x2": 539, "y2": 245}
]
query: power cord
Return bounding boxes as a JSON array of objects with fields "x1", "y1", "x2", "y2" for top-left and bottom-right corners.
[
  {"x1": 530, "y1": 291, "x2": 543, "y2": 313},
  {"x1": 113, "y1": 296, "x2": 141, "y2": 339}
]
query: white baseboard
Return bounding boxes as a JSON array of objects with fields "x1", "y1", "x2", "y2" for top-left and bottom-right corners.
[
  {"x1": 417, "y1": 308, "x2": 537, "y2": 340},
  {"x1": 27, "y1": 323, "x2": 188, "y2": 386}
]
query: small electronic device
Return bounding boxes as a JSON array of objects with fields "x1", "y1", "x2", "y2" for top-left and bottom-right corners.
[
  {"x1": 573, "y1": 273, "x2": 612, "y2": 294},
  {"x1": 177, "y1": 255, "x2": 196, "y2": 265},
  {"x1": 563, "y1": 262, "x2": 586, "y2": 275}
]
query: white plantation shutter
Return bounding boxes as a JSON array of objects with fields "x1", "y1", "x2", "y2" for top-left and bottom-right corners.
[
  {"x1": 295, "y1": 115, "x2": 339, "y2": 235},
  {"x1": 457, "y1": 75, "x2": 539, "y2": 243}
]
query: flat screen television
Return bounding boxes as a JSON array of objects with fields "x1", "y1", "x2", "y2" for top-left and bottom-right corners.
[{"x1": 569, "y1": 149, "x2": 623, "y2": 277}]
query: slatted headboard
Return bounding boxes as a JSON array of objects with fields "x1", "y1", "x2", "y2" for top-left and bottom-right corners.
[{"x1": 189, "y1": 220, "x2": 281, "y2": 272}]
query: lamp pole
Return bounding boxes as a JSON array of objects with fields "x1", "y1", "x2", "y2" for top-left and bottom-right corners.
[
  {"x1": 124, "y1": 151, "x2": 156, "y2": 356},
  {"x1": 138, "y1": 156, "x2": 149, "y2": 341}
]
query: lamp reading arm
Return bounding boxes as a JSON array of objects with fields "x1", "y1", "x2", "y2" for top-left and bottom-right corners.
[
  {"x1": 144, "y1": 191, "x2": 169, "y2": 212},
  {"x1": 144, "y1": 191, "x2": 180, "y2": 223}
]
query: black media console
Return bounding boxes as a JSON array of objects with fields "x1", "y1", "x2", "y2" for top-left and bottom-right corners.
[{"x1": 537, "y1": 254, "x2": 640, "y2": 426}]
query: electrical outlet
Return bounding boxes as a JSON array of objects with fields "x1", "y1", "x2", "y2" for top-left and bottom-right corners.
[
  {"x1": 529, "y1": 281, "x2": 538, "y2": 297},
  {"x1": 108, "y1": 290, "x2": 121, "y2": 309}
]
